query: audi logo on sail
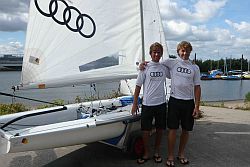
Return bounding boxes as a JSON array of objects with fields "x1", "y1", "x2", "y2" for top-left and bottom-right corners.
[
  {"x1": 150, "y1": 72, "x2": 163, "y2": 77},
  {"x1": 34, "y1": 0, "x2": 96, "y2": 38},
  {"x1": 177, "y1": 67, "x2": 191, "y2": 74}
]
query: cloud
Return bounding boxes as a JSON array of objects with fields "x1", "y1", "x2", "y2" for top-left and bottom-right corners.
[
  {"x1": 0, "y1": 41, "x2": 24, "y2": 54},
  {"x1": 225, "y1": 19, "x2": 250, "y2": 38},
  {"x1": 191, "y1": 25, "x2": 216, "y2": 41},
  {"x1": 159, "y1": 0, "x2": 227, "y2": 23},
  {"x1": 162, "y1": 20, "x2": 192, "y2": 40},
  {"x1": 158, "y1": 0, "x2": 250, "y2": 60},
  {"x1": 158, "y1": 0, "x2": 227, "y2": 56},
  {"x1": 0, "y1": 0, "x2": 29, "y2": 31},
  {"x1": 193, "y1": 0, "x2": 227, "y2": 22}
]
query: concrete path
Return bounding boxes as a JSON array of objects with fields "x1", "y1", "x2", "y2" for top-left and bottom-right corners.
[{"x1": 1, "y1": 106, "x2": 250, "y2": 167}]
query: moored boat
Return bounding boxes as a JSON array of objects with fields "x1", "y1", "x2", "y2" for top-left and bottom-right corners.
[
  {"x1": 242, "y1": 72, "x2": 250, "y2": 80},
  {"x1": 201, "y1": 69, "x2": 222, "y2": 80}
]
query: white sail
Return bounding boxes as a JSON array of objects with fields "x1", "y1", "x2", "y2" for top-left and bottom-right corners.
[
  {"x1": 22, "y1": 0, "x2": 139, "y2": 89},
  {"x1": 142, "y1": 0, "x2": 168, "y2": 57},
  {"x1": 119, "y1": 0, "x2": 169, "y2": 95},
  {"x1": 21, "y1": 0, "x2": 168, "y2": 89}
]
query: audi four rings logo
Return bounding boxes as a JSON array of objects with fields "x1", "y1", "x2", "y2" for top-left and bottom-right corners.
[
  {"x1": 34, "y1": 0, "x2": 96, "y2": 38},
  {"x1": 177, "y1": 67, "x2": 191, "y2": 74},
  {"x1": 150, "y1": 72, "x2": 163, "y2": 77}
]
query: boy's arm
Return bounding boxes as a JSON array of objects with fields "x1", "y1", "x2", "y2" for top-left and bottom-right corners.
[
  {"x1": 192, "y1": 65, "x2": 201, "y2": 118},
  {"x1": 193, "y1": 85, "x2": 201, "y2": 118},
  {"x1": 131, "y1": 85, "x2": 141, "y2": 115}
]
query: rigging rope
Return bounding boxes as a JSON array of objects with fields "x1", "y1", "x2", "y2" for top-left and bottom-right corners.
[
  {"x1": 124, "y1": 79, "x2": 134, "y2": 95},
  {"x1": 0, "y1": 91, "x2": 65, "y2": 106}
]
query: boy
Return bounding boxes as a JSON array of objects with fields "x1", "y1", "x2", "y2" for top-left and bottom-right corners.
[
  {"x1": 162, "y1": 41, "x2": 201, "y2": 167},
  {"x1": 132, "y1": 42, "x2": 169, "y2": 164}
]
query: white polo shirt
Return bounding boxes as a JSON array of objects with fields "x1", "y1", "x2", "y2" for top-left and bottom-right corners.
[
  {"x1": 136, "y1": 61, "x2": 169, "y2": 106},
  {"x1": 161, "y1": 57, "x2": 201, "y2": 100}
]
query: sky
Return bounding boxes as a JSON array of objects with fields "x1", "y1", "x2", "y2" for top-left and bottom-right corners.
[{"x1": 0, "y1": 0, "x2": 249, "y2": 60}]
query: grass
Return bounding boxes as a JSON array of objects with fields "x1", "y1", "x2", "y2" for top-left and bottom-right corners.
[
  {"x1": 200, "y1": 101, "x2": 226, "y2": 108},
  {"x1": 200, "y1": 101, "x2": 250, "y2": 111},
  {"x1": 245, "y1": 92, "x2": 250, "y2": 102},
  {"x1": 235, "y1": 102, "x2": 250, "y2": 110},
  {"x1": 0, "y1": 103, "x2": 28, "y2": 115}
]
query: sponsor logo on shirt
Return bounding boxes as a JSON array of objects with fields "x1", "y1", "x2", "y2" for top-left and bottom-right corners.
[
  {"x1": 177, "y1": 67, "x2": 191, "y2": 74},
  {"x1": 150, "y1": 72, "x2": 163, "y2": 77}
]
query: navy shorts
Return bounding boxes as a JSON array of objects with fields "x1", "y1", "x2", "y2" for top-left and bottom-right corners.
[
  {"x1": 141, "y1": 103, "x2": 167, "y2": 131},
  {"x1": 167, "y1": 96, "x2": 194, "y2": 131}
]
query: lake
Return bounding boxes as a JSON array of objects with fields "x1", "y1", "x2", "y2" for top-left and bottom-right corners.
[{"x1": 0, "y1": 71, "x2": 250, "y2": 106}]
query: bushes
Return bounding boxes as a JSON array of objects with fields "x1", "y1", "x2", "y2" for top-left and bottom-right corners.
[
  {"x1": 245, "y1": 92, "x2": 250, "y2": 102},
  {"x1": 0, "y1": 103, "x2": 28, "y2": 115},
  {"x1": 0, "y1": 99, "x2": 65, "y2": 115}
]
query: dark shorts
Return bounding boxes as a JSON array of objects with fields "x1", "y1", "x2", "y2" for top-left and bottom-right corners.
[
  {"x1": 141, "y1": 103, "x2": 167, "y2": 131},
  {"x1": 167, "y1": 96, "x2": 195, "y2": 131}
]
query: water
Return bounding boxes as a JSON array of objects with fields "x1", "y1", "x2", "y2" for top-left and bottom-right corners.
[
  {"x1": 0, "y1": 71, "x2": 120, "y2": 106},
  {"x1": 200, "y1": 80, "x2": 250, "y2": 101},
  {"x1": 1, "y1": 71, "x2": 250, "y2": 106}
]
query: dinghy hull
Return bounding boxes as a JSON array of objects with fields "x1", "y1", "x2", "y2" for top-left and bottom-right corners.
[{"x1": 0, "y1": 97, "x2": 141, "y2": 155}]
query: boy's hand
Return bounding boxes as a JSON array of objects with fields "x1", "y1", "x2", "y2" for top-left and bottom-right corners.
[
  {"x1": 139, "y1": 61, "x2": 149, "y2": 70},
  {"x1": 131, "y1": 104, "x2": 138, "y2": 115},
  {"x1": 192, "y1": 107, "x2": 200, "y2": 119}
]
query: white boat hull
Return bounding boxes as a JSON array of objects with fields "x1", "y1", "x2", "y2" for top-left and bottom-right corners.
[{"x1": 0, "y1": 97, "x2": 141, "y2": 155}]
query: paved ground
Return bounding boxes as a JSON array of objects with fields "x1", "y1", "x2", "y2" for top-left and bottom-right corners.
[{"x1": 1, "y1": 106, "x2": 250, "y2": 167}]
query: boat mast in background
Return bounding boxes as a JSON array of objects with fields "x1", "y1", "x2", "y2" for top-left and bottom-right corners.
[{"x1": 140, "y1": 0, "x2": 145, "y2": 62}]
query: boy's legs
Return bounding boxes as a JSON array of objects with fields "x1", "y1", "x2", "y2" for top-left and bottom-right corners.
[
  {"x1": 154, "y1": 128, "x2": 163, "y2": 154},
  {"x1": 167, "y1": 129, "x2": 176, "y2": 160},
  {"x1": 178, "y1": 129, "x2": 189, "y2": 158},
  {"x1": 167, "y1": 97, "x2": 179, "y2": 160},
  {"x1": 154, "y1": 103, "x2": 166, "y2": 155},
  {"x1": 167, "y1": 97, "x2": 191, "y2": 166},
  {"x1": 142, "y1": 130, "x2": 150, "y2": 158},
  {"x1": 140, "y1": 105, "x2": 153, "y2": 159},
  {"x1": 177, "y1": 99, "x2": 194, "y2": 164}
]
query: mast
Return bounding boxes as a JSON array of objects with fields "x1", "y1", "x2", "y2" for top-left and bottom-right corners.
[
  {"x1": 241, "y1": 54, "x2": 243, "y2": 77},
  {"x1": 248, "y1": 59, "x2": 249, "y2": 72},
  {"x1": 140, "y1": 0, "x2": 145, "y2": 62}
]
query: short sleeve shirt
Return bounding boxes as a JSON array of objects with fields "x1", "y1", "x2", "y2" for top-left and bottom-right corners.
[
  {"x1": 161, "y1": 57, "x2": 201, "y2": 100},
  {"x1": 136, "y1": 61, "x2": 169, "y2": 106}
]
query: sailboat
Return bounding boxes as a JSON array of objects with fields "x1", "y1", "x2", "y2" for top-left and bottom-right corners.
[{"x1": 0, "y1": 0, "x2": 169, "y2": 155}]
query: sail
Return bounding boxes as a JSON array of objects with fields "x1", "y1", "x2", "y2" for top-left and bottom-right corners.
[
  {"x1": 119, "y1": 0, "x2": 169, "y2": 95},
  {"x1": 21, "y1": 0, "x2": 168, "y2": 89},
  {"x1": 142, "y1": 0, "x2": 168, "y2": 58}
]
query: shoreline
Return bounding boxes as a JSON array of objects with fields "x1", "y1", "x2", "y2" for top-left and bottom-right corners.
[
  {"x1": 201, "y1": 99, "x2": 249, "y2": 110},
  {"x1": 1, "y1": 100, "x2": 249, "y2": 114},
  {"x1": 0, "y1": 99, "x2": 249, "y2": 106}
]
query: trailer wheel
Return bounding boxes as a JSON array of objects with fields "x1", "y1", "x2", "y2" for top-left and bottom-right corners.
[{"x1": 130, "y1": 135, "x2": 144, "y2": 158}]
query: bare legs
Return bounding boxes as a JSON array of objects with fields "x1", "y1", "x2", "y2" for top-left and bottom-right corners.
[
  {"x1": 142, "y1": 128, "x2": 163, "y2": 158},
  {"x1": 167, "y1": 129, "x2": 189, "y2": 160},
  {"x1": 167, "y1": 129, "x2": 176, "y2": 160},
  {"x1": 178, "y1": 129, "x2": 189, "y2": 158},
  {"x1": 142, "y1": 131, "x2": 150, "y2": 158},
  {"x1": 154, "y1": 128, "x2": 163, "y2": 154}
]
